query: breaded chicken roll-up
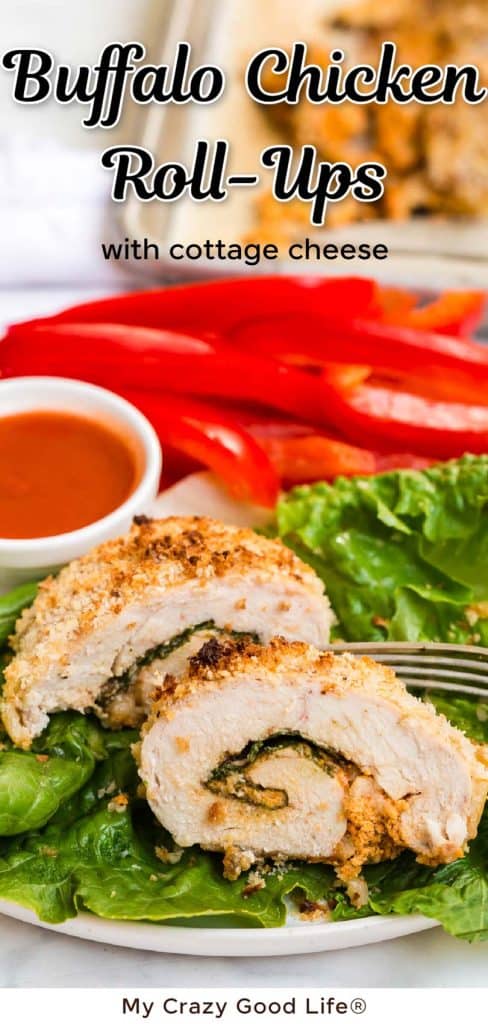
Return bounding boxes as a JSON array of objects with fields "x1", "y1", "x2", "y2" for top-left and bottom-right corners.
[
  {"x1": 2, "y1": 517, "x2": 334, "y2": 747},
  {"x1": 139, "y1": 638, "x2": 488, "y2": 878}
]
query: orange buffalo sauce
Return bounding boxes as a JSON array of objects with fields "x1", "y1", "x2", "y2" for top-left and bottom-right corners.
[{"x1": 0, "y1": 410, "x2": 142, "y2": 539}]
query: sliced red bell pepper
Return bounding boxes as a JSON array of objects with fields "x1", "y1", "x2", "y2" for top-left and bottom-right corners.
[
  {"x1": 231, "y1": 314, "x2": 488, "y2": 383},
  {"x1": 259, "y1": 434, "x2": 377, "y2": 484},
  {"x1": 374, "y1": 452, "x2": 434, "y2": 472},
  {"x1": 404, "y1": 291, "x2": 486, "y2": 337},
  {"x1": 0, "y1": 321, "x2": 329, "y2": 426},
  {"x1": 372, "y1": 369, "x2": 486, "y2": 406},
  {"x1": 305, "y1": 362, "x2": 372, "y2": 391},
  {"x1": 7, "y1": 276, "x2": 378, "y2": 337},
  {"x1": 207, "y1": 404, "x2": 437, "y2": 475},
  {"x1": 329, "y1": 382, "x2": 488, "y2": 458},
  {"x1": 120, "y1": 390, "x2": 279, "y2": 507},
  {"x1": 258, "y1": 432, "x2": 434, "y2": 485},
  {"x1": 375, "y1": 285, "x2": 417, "y2": 324},
  {"x1": 374, "y1": 287, "x2": 486, "y2": 336},
  {"x1": 224, "y1": 407, "x2": 316, "y2": 440}
]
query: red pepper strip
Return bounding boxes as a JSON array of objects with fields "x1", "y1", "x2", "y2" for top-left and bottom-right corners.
[
  {"x1": 229, "y1": 410, "x2": 315, "y2": 440},
  {"x1": 405, "y1": 291, "x2": 486, "y2": 337},
  {"x1": 230, "y1": 314, "x2": 488, "y2": 381},
  {"x1": 7, "y1": 276, "x2": 378, "y2": 336},
  {"x1": 328, "y1": 382, "x2": 488, "y2": 458},
  {"x1": 235, "y1": 406, "x2": 435, "y2": 469},
  {"x1": 258, "y1": 432, "x2": 434, "y2": 485},
  {"x1": 0, "y1": 322, "x2": 329, "y2": 426},
  {"x1": 374, "y1": 452, "x2": 434, "y2": 472},
  {"x1": 119, "y1": 390, "x2": 279, "y2": 507},
  {"x1": 271, "y1": 349, "x2": 371, "y2": 391},
  {"x1": 375, "y1": 286, "x2": 417, "y2": 324},
  {"x1": 372, "y1": 369, "x2": 486, "y2": 406},
  {"x1": 304, "y1": 362, "x2": 372, "y2": 391},
  {"x1": 374, "y1": 286, "x2": 485, "y2": 336},
  {"x1": 259, "y1": 434, "x2": 377, "y2": 484}
]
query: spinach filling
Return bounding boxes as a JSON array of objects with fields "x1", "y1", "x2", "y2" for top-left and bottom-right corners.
[
  {"x1": 97, "y1": 622, "x2": 258, "y2": 709},
  {"x1": 206, "y1": 734, "x2": 349, "y2": 811}
]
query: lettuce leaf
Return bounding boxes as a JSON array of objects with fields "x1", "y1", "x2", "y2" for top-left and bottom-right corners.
[
  {"x1": 366, "y1": 811, "x2": 488, "y2": 943},
  {"x1": 276, "y1": 455, "x2": 488, "y2": 643},
  {"x1": 0, "y1": 790, "x2": 336, "y2": 927},
  {"x1": 329, "y1": 807, "x2": 488, "y2": 942},
  {"x1": 0, "y1": 583, "x2": 38, "y2": 647},
  {"x1": 0, "y1": 698, "x2": 337, "y2": 927},
  {"x1": 0, "y1": 590, "x2": 139, "y2": 838},
  {"x1": 0, "y1": 713, "x2": 138, "y2": 837}
]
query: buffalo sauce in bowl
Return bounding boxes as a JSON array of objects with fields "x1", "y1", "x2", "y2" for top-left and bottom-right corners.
[{"x1": 0, "y1": 409, "x2": 142, "y2": 539}]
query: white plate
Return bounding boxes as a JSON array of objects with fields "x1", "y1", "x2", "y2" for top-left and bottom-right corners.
[{"x1": 0, "y1": 900, "x2": 437, "y2": 956}]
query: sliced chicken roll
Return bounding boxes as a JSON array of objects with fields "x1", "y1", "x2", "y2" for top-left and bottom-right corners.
[
  {"x1": 139, "y1": 638, "x2": 488, "y2": 877},
  {"x1": 2, "y1": 517, "x2": 334, "y2": 747}
]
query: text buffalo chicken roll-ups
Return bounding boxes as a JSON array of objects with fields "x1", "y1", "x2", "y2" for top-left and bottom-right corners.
[
  {"x1": 139, "y1": 638, "x2": 488, "y2": 879},
  {"x1": 1, "y1": 517, "x2": 334, "y2": 748}
]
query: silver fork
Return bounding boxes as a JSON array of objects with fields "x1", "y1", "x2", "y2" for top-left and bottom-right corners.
[{"x1": 326, "y1": 642, "x2": 488, "y2": 699}]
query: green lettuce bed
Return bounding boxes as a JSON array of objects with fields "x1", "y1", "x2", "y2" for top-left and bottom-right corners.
[
  {"x1": 276, "y1": 454, "x2": 488, "y2": 645},
  {"x1": 0, "y1": 455, "x2": 487, "y2": 939}
]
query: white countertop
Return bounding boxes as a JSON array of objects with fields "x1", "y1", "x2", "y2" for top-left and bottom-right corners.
[
  {"x1": 1, "y1": 913, "x2": 487, "y2": 988},
  {"x1": 0, "y1": 0, "x2": 486, "y2": 988}
]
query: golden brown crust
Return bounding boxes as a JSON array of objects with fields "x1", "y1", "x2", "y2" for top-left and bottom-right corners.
[
  {"x1": 5, "y1": 516, "x2": 321, "y2": 673},
  {"x1": 151, "y1": 636, "x2": 404, "y2": 711},
  {"x1": 334, "y1": 781, "x2": 404, "y2": 879},
  {"x1": 147, "y1": 637, "x2": 487, "y2": 780}
]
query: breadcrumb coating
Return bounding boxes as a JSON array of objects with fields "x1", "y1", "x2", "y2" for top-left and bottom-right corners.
[
  {"x1": 151, "y1": 637, "x2": 486, "y2": 770},
  {"x1": 10, "y1": 517, "x2": 320, "y2": 650},
  {"x1": 144, "y1": 637, "x2": 488, "y2": 870},
  {"x1": 149, "y1": 637, "x2": 409, "y2": 715},
  {"x1": 3, "y1": 517, "x2": 326, "y2": 721}
]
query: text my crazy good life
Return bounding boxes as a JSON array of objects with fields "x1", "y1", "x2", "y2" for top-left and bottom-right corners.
[{"x1": 147, "y1": 995, "x2": 354, "y2": 1017}]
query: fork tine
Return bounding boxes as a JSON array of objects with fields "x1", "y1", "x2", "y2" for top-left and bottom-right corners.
[
  {"x1": 329, "y1": 642, "x2": 488, "y2": 662},
  {"x1": 359, "y1": 656, "x2": 488, "y2": 678},
  {"x1": 358, "y1": 653, "x2": 488, "y2": 667},
  {"x1": 399, "y1": 679, "x2": 488, "y2": 698},
  {"x1": 325, "y1": 641, "x2": 488, "y2": 698},
  {"x1": 385, "y1": 665, "x2": 488, "y2": 685}
]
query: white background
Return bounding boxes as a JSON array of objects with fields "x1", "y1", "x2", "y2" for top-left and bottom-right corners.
[
  {"x1": 0, "y1": 0, "x2": 486, "y2": 988},
  {"x1": 2, "y1": 988, "x2": 488, "y2": 1022},
  {"x1": 0, "y1": 0, "x2": 157, "y2": 148}
]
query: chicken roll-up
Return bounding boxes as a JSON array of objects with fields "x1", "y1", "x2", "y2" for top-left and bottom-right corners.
[
  {"x1": 139, "y1": 637, "x2": 488, "y2": 879},
  {"x1": 2, "y1": 517, "x2": 334, "y2": 747}
]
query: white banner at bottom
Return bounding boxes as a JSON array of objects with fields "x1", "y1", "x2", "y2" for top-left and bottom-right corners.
[{"x1": 1, "y1": 987, "x2": 486, "y2": 1024}]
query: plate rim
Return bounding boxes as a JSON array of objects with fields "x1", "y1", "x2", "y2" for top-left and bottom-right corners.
[{"x1": 0, "y1": 899, "x2": 438, "y2": 957}]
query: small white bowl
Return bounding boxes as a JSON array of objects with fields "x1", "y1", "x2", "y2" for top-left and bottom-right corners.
[{"x1": 0, "y1": 377, "x2": 162, "y2": 591}]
